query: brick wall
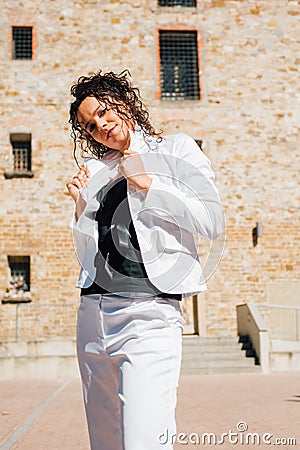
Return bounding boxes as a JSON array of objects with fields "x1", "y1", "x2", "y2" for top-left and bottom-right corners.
[{"x1": 0, "y1": 0, "x2": 299, "y2": 340}]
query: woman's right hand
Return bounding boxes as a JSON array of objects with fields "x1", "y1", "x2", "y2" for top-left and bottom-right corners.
[{"x1": 66, "y1": 167, "x2": 90, "y2": 203}]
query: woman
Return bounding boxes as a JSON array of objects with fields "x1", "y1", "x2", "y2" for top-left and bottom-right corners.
[{"x1": 66, "y1": 70, "x2": 224, "y2": 450}]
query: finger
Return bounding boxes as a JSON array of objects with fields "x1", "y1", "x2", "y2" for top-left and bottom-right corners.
[
  {"x1": 122, "y1": 153, "x2": 135, "y2": 163},
  {"x1": 73, "y1": 172, "x2": 87, "y2": 186},
  {"x1": 71, "y1": 178, "x2": 83, "y2": 190},
  {"x1": 79, "y1": 177, "x2": 87, "y2": 188},
  {"x1": 120, "y1": 155, "x2": 128, "y2": 163},
  {"x1": 75, "y1": 167, "x2": 85, "y2": 178},
  {"x1": 66, "y1": 181, "x2": 73, "y2": 190},
  {"x1": 123, "y1": 149, "x2": 137, "y2": 156},
  {"x1": 80, "y1": 166, "x2": 90, "y2": 177},
  {"x1": 79, "y1": 166, "x2": 88, "y2": 174},
  {"x1": 66, "y1": 181, "x2": 79, "y2": 194},
  {"x1": 65, "y1": 182, "x2": 80, "y2": 202},
  {"x1": 76, "y1": 174, "x2": 84, "y2": 182}
]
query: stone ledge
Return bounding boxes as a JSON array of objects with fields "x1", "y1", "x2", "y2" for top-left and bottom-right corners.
[
  {"x1": 2, "y1": 295, "x2": 32, "y2": 305},
  {"x1": 4, "y1": 170, "x2": 34, "y2": 179}
]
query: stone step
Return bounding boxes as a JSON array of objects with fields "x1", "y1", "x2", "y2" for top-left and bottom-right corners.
[
  {"x1": 181, "y1": 357, "x2": 257, "y2": 368},
  {"x1": 182, "y1": 344, "x2": 244, "y2": 353},
  {"x1": 182, "y1": 344, "x2": 244, "y2": 352},
  {"x1": 0, "y1": 337, "x2": 260, "y2": 378},
  {"x1": 181, "y1": 365, "x2": 262, "y2": 375},
  {"x1": 182, "y1": 351, "x2": 254, "y2": 361},
  {"x1": 182, "y1": 336, "x2": 238, "y2": 344},
  {"x1": 180, "y1": 335, "x2": 260, "y2": 374},
  {"x1": 182, "y1": 340, "x2": 243, "y2": 350}
]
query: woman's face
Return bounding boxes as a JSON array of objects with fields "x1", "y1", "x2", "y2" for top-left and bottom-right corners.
[{"x1": 77, "y1": 96, "x2": 134, "y2": 153}]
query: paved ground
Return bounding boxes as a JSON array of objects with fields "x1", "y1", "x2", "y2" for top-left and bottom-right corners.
[{"x1": 1, "y1": 372, "x2": 300, "y2": 450}]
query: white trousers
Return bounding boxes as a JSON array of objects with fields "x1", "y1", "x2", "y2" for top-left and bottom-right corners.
[{"x1": 76, "y1": 293, "x2": 185, "y2": 450}]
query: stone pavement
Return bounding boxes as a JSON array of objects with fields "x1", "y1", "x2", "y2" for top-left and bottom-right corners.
[{"x1": 0, "y1": 372, "x2": 300, "y2": 450}]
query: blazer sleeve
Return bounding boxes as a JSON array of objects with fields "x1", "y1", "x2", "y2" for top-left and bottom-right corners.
[{"x1": 141, "y1": 133, "x2": 225, "y2": 240}]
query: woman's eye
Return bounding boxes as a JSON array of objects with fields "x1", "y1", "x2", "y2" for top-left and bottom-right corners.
[
  {"x1": 98, "y1": 105, "x2": 107, "y2": 117},
  {"x1": 88, "y1": 123, "x2": 96, "y2": 133}
]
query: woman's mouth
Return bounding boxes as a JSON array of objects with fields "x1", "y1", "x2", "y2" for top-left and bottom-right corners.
[{"x1": 107, "y1": 125, "x2": 117, "y2": 140}]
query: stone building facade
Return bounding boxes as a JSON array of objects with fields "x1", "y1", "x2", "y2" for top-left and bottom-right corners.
[{"x1": 0, "y1": 0, "x2": 299, "y2": 344}]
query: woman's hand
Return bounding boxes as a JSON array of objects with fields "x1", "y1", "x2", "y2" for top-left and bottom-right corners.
[
  {"x1": 66, "y1": 167, "x2": 90, "y2": 220},
  {"x1": 66, "y1": 167, "x2": 90, "y2": 202},
  {"x1": 119, "y1": 149, "x2": 152, "y2": 191}
]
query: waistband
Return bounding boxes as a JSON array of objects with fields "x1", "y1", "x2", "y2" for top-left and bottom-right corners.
[
  {"x1": 157, "y1": 292, "x2": 182, "y2": 300},
  {"x1": 81, "y1": 291, "x2": 182, "y2": 301}
]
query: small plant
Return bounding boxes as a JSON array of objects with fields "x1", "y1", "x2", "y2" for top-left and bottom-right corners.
[{"x1": 6, "y1": 275, "x2": 29, "y2": 296}]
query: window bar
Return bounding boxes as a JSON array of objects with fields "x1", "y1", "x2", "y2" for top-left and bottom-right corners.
[{"x1": 12, "y1": 141, "x2": 31, "y2": 172}]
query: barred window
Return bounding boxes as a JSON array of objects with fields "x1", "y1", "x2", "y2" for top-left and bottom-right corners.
[
  {"x1": 159, "y1": 31, "x2": 200, "y2": 100},
  {"x1": 158, "y1": 0, "x2": 196, "y2": 6},
  {"x1": 8, "y1": 256, "x2": 30, "y2": 292},
  {"x1": 12, "y1": 26, "x2": 33, "y2": 59},
  {"x1": 10, "y1": 133, "x2": 32, "y2": 172}
]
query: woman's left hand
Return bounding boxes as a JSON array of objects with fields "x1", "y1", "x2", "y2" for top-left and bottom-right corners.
[{"x1": 119, "y1": 149, "x2": 152, "y2": 191}]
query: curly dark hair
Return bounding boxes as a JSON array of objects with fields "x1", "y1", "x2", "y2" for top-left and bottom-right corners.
[{"x1": 69, "y1": 69, "x2": 160, "y2": 166}]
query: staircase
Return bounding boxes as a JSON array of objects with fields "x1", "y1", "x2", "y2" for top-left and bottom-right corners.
[
  {"x1": 181, "y1": 335, "x2": 261, "y2": 374},
  {"x1": 0, "y1": 336, "x2": 261, "y2": 379}
]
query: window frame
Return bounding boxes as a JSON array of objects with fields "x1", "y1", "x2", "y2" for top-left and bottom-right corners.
[
  {"x1": 9, "y1": 24, "x2": 36, "y2": 60},
  {"x1": 8, "y1": 256, "x2": 31, "y2": 292},
  {"x1": 156, "y1": 27, "x2": 203, "y2": 101},
  {"x1": 4, "y1": 133, "x2": 34, "y2": 179},
  {"x1": 2, "y1": 255, "x2": 32, "y2": 304},
  {"x1": 11, "y1": 133, "x2": 32, "y2": 172}
]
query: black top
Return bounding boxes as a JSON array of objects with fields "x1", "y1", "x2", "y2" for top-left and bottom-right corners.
[{"x1": 80, "y1": 176, "x2": 181, "y2": 300}]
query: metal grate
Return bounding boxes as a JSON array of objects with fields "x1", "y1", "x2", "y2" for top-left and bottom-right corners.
[
  {"x1": 12, "y1": 26, "x2": 33, "y2": 60},
  {"x1": 158, "y1": 0, "x2": 196, "y2": 6},
  {"x1": 11, "y1": 134, "x2": 32, "y2": 172},
  {"x1": 159, "y1": 31, "x2": 200, "y2": 100},
  {"x1": 8, "y1": 256, "x2": 30, "y2": 291}
]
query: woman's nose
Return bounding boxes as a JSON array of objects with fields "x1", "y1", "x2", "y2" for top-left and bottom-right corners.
[{"x1": 95, "y1": 116, "x2": 107, "y2": 131}]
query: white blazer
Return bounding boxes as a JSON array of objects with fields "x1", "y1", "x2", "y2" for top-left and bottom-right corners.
[{"x1": 70, "y1": 127, "x2": 225, "y2": 297}]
